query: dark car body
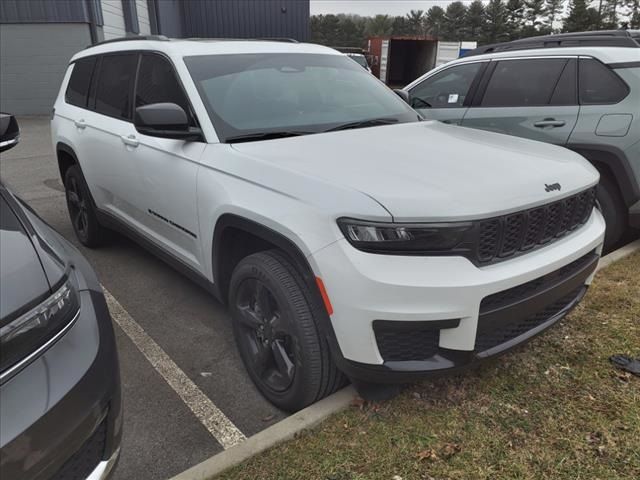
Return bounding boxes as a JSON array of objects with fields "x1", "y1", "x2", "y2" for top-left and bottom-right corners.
[{"x1": 0, "y1": 178, "x2": 122, "y2": 478}]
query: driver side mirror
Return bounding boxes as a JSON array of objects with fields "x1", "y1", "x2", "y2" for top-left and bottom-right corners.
[
  {"x1": 393, "y1": 89, "x2": 411, "y2": 105},
  {"x1": 0, "y1": 113, "x2": 20, "y2": 153},
  {"x1": 134, "y1": 103, "x2": 202, "y2": 141}
]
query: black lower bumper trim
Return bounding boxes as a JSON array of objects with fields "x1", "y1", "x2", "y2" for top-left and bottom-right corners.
[{"x1": 333, "y1": 253, "x2": 598, "y2": 384}]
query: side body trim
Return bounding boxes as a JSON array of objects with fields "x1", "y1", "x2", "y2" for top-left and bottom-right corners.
[{"x1": 95, "y1": 209, "x2": 217, "y2": 297}]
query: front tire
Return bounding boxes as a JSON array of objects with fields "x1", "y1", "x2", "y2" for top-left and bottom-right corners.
[
  {"x1": 229, "y1": 250, "x2": 344, "y2": 412},
  {"x1": 64, "y1": 165, "x2": 108, "y2": 248}
]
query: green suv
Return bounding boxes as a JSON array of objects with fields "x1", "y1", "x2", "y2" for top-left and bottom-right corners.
[{"x1": 403, "y1": 30, "x2": 640, "y2": 251}]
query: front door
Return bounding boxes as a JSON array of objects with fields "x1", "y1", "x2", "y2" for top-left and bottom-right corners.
[
  {"x1": 128, "y1": 53, "x2": 206, "y2": 272},
  {"x1": 407, "y1": 61, "x2": 487, "y2": 125}
]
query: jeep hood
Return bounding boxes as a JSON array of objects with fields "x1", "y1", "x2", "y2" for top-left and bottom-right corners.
[{"x1": 231, "y1": 121, "x2": 599, "y2": 222}]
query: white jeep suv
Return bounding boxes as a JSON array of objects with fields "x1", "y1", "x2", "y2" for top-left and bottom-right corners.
[{"x1": 51, "y1": 36, "x2": 605, "y2": 412}]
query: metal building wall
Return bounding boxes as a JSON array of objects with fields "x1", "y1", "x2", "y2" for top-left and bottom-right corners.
[
  {"x1": 101, "y1": 0, "x2": 127, "y2": 39},
  {"x1": 0, "y1": 0, "x2": 102, "y2": 24},
  {"x1": 0, "y1": 23, "x2": 92, "y2": 114},
  {"x1": 180, "y1": 0, "x2": 309, "y2": 41}
]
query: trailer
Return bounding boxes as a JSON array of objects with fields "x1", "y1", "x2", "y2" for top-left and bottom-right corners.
[{"x1": 367, "y1": 36, "x2": 477, "y2": 86}]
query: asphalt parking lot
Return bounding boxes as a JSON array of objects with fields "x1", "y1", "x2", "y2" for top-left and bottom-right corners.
[{"x1": 0, "y1": 117, "x2": 287, "y2": 479}]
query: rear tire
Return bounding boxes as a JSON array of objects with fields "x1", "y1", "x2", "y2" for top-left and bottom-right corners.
[
  {"x1": 229, "y1": 250, "x2": 344, "y2": 412},
  {"x1": 596, "y1": 173, "x2": 626, "y2": 254},
  {"x1": 64, "y1": 165, "x2": 108, "y2": 248}
]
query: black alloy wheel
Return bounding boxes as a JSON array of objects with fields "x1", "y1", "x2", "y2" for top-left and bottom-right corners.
[
  {"x1": 229, "y1": 250, "x2": 345, "y2": 412},
  {"x1": 66, "y1": 174, "x2": 89, "y2": 241},
  {"x1": 235, "y1": 278, "x2": 295, "y2": 392},
  {"x1": 64, "y1": 165, "x2": 107, "y2": 247}
]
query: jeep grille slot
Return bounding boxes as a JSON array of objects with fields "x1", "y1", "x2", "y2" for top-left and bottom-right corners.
[{"x1": 476, "y1": 187, "x2": 596, "y2": 265}]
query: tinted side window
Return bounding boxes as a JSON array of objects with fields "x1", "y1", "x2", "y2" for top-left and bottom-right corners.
[
  {"x1": 481, "y1": 59, "x2": 567, "y2": 107},
  {"x1": 65, "y1": 57, "x2": 96, "y2": 108},
  {"x1": 550, "y1": 59, "x2": 577, "y2": 106},
  {"x1": 579, "y1": 58, "x2": 629, "y2": 105},
  {"x1": 410, "y1": 62, "x2": 483, "y2": 108},
  {"x1": 135, "y1": 54, "x2": 193, "y2": 124},
  {"x1": 94, "y1": 54, "x2": 138, "y2": 120}
]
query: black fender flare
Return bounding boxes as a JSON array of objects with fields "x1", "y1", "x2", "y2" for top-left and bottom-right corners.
[
  {"x1": 566, "y1": 144, "x2": 639, "y2": 209},
  {"x1": 212, "y1": 214, "x2": 317, "y2": 299},
  {"x1": 55, "y1": 142, "x2": 79, "y2": 179},
  {"x1": 55, "y1": 142, "x2": 100, "y2": 210},
  {"x1": 211, "y1": 214, "x2": 343, "y2": 357}
]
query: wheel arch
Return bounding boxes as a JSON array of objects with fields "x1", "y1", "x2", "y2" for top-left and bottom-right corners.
[
  {"x1": 566, "y1": 144, "x2": 639, "y2": 209},
  {"x1": 211, "y1": 213, "x2": 345, "y2": 370},
  {"x1": 212, "y1": 214, "x2": 319, "y2": 306},
  {"x1": 56, "y1": 142, "x2": 79, "y2": 183}
]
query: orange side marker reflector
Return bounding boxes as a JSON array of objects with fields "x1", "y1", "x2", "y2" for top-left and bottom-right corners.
[{"x1": 315, "y1": 277, "x2": 333, "y2": 316}]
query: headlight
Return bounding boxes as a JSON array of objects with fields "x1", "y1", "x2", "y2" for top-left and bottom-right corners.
[
  {"x1": 337, "y1": 218, "x2": 473, "y2": 254},
  {"x1": 0, "y1": 279, "x2": 79, "y2": 379}
]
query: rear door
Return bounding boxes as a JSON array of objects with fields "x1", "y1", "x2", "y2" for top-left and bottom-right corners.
[
  {"x1": 461, "y1": 57, "x2": 579, "y2": 145},
  {"x1": 57, "y1": 56, "x2": 98, "y2": 189},
  {"x1": 407, "y1": 61, "x2": 487, "y2": 125},
  {"x1": 80, "y1": 53, "x2": 141, "y2": 220}
]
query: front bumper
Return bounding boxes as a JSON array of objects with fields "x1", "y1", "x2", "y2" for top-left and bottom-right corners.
[
  {"x1": 0, "y1": 240, "x2": 122, "y2": 480},
  {"x1": 310, "y1": 209, "x2": 605, "y2": 381}
]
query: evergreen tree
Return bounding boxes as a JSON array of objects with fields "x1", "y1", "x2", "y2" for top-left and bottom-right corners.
[
  {"x1": 406, "y1": 9, "x2": 426, "y2": 35},
  {"x1": 310, "y1": 15, "x2": 341, "y2": 45},
  {"x1": 523, "y1": 0, "x2": 547, "y2": 35},
  {"x1": 482, "y1": 0, "x2": 509, "y2": 44},
  {"x1": 563, "y1": 0, "x2": 601, "y2": 31},
  {"x1": 629, "y1": 0, "x2": 640, "y2": 27},
  {"x1": 465, "y1": 0, "x2": 487, "y2": 40},
  {"x1": 425, "y1": 6, "x2": 446, "y2": 37},
  {"x1": 391, "y1": 16, "x2": 411, "y2": 36},
  {"x1": 505, "y1": 0, "x2": 526, "y2": 39},
  {"x1": 544, "y1": 0, "x2": 566, "y2": 32},
  {"x1": 601, "y1": 0, "x2": 622, "y2": 27},
  {"x1": 365, "y1": 14, "x2": 394, "y2": 37},
  {"x1": 336, "y1": 15, "x2": 366, "y2": 47},
  {"x1": 442, "y1": 1, "x2": 469, "y2": 40}
]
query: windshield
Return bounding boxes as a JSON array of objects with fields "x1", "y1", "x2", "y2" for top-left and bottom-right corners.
[
  {"x1": 347, "y1": 54, "x2": 369, "y2": 69},
  {"x1": 184, "y1": 53, "x2": 418, "y2": 142}
]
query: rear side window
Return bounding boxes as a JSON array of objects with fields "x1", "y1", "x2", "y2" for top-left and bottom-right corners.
[
  {"x1": 579, "y1": 58, "x2": 629, "y2": 105},
  {"x1": 65, "y1": 57, "x2": 96, "y2": 108},
  {"x1": 94, "y1": 54, "x2": 138, "y2": 120},
  {"x1": 135, "y1": 54, "x2": 194, "y2": 124},
  {"x1": 481, "y1": 59, "x2": 568, "y2": 107}
]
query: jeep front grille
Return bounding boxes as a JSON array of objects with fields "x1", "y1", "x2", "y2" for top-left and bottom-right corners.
[{"x1": 475, "y1": 187, "x2": 596, "y2": 265}]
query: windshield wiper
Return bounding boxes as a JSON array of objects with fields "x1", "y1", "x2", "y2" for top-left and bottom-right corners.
[
  {"x1": 325, "y1": 117, "x2": 399, "y2": 132},
  {"x1": 226, "y1": 131, "x2": 314, "y2": 144}
]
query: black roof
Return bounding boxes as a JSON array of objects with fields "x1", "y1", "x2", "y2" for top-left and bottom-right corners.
[{"x1": 463, "y1": 30, "x2": 640, "y2": 57}]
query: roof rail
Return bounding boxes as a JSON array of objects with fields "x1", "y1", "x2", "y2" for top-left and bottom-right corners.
[
  {"x1": 255, "y1": 37, "x2": 299, "y2": 43},
  {"x1": 463, "y1": 30, "x2": 639, "y2": 57},
  {"x1": 182, "y1": 37, "x2": 299, "y2": 43},
  {"x1": 87, "y1": 35, "x2": 170, "y2": 49}
]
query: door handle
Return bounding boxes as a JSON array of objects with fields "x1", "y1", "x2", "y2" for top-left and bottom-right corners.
[
  {"x1": 74, "y1": 119, "x2": 86, "y2": 129},
  {"x1": 534, "y1": 118, "x2": 566, "y2": 128},
  {"x1": 120, "y1": 134, "x2": 139, "y2": 148}
]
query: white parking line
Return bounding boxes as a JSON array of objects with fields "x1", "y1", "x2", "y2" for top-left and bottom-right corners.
[{"x1": 103, "y1": 287, "x2": 247, "y2": 449}]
